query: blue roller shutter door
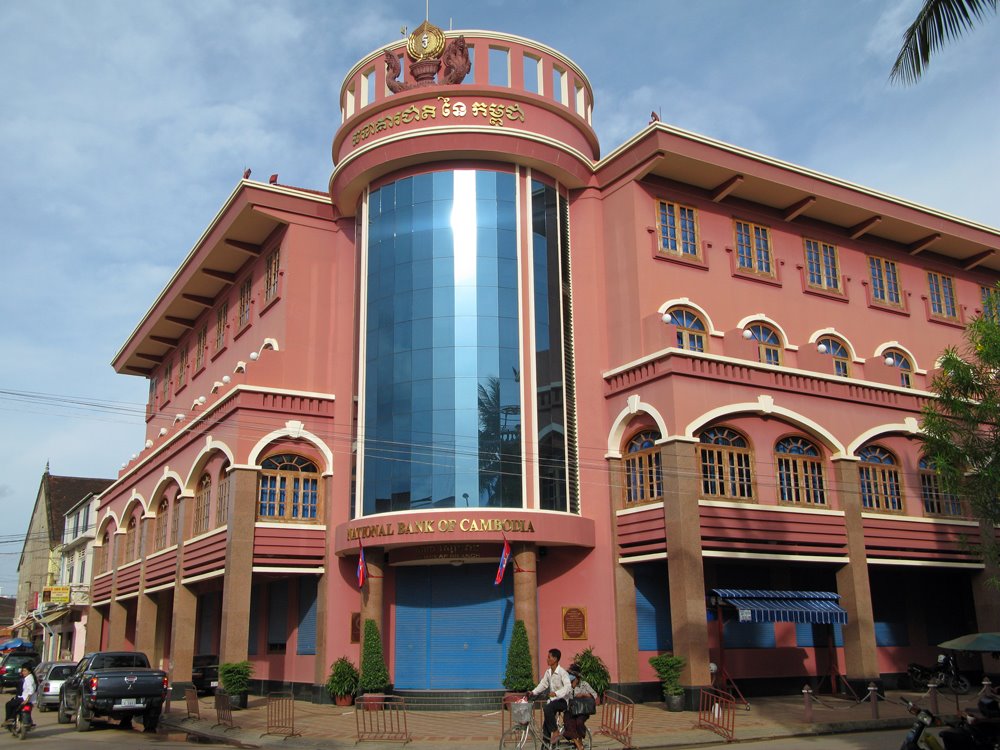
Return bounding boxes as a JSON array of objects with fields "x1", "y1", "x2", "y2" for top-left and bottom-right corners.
[{"x1": 395, "y1": 565, "x2": 514, "y2": 689}]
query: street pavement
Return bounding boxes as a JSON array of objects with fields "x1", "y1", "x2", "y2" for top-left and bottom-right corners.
[{"x1": 156, "y1": 688, "x2": 954, "y2": 750}]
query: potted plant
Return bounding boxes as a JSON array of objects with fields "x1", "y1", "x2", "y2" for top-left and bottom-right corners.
[
  {"x1": 326, "y1": 656, "x2": 360, "y2": 706},
  {"x1": 649, "y1": 653, "x2": 685, "y2": 711},
  {"x1": 358, "y1": 619, "x2": 390, "y2": 710},
  {"x1": 572, "y1": 646, "x2": 611, "y2": 698},
  {"x1": 502, "y1": 620, "x2": 535, "y2": 708},
  {"x1": 218, "y1": 660, "x2": 254, "y2": 709}
]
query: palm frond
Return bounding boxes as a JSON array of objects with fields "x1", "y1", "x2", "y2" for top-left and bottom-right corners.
[{"x1": 890, "y1": 0, "x2": 997, "y2": 85}]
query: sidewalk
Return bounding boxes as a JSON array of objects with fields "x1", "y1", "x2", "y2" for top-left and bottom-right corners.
[{"x1": 160, "y1": 689, "x2": 938, "y2": 749}]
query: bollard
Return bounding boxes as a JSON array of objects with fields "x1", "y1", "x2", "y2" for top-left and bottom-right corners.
[
  {"x1": 928, "y1": 681, "x2": 939, "y2": 715},
  {"x1": 868, "y1": 683, "x2": 879, "y2": 719},
  {"x1": 802, "y1": 685, "x2": 813, "y2": 723},
  {"x1": 981, "y1": 676, "x2": 993, "y2": 697}
]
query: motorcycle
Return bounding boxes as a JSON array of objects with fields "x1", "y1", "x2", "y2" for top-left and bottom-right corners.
[
  {"x1": 899, "y1": 696, "x2": 1000, "y2": 750},
  {"x1": 907, "y1": 653, "x2": 972, "y2": 694},
  {"x1": 6, "y1": 701, "x2": 34, "y2": 740}
]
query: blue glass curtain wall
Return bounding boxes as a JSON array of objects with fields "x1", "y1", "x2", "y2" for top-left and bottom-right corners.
[{"x1": 362, "y1": 170, "x2": 525, "y2": 513}]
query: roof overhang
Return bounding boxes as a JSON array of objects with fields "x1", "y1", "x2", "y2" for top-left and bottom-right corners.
[
  {"x1": 112, "y1": 181, "x2": 335, "y2": 376},
  {"x1": 597, "y1": 123, "x2": 1000, "y2": 274}
]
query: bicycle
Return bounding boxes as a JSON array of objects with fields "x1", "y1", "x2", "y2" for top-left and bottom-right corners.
[{"x1": 499, "y1": 699, "x2": 592, "y2": 750}]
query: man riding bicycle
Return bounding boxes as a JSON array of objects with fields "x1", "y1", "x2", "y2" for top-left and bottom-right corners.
[{"x1": 528, "y1": 648, "x2": 571, "y2": 747}]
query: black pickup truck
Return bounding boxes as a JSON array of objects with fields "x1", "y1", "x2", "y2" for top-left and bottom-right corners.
[{"x1": 57, "y1": 651, "x2": 168, "y2": 732}]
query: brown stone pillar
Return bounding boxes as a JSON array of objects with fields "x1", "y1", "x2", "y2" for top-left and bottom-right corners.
[
  {"x1": 84, "y1": 606, "x2": 105, "y2": 652},
  {"x1": 607, "y1": 458, "x2": 639, "y2": 683},
  {"x1": 171, "y1": 583, "x2": 197, "y2": 686},
  {"x1": 134, "y1": 592, "x2": 158, "y2": 657},
  {"x1": 512, "y1": 544, "x2": 538, "y2": 677},
  {"x1": 153, "y1": 592, "x2": 172, "y2": 669},
  {"x1": 360, "y1": 547, "x2": 385, "y2": 635},
  {"x1": 220, "y1": 468, "x2": 257, "y2": 665},
  {"x1": 662, "y1": 439, "x2": 712, "y2": 689},
  {"x1": 832, "y1": 458, "x2": 879, "y2": 680}
]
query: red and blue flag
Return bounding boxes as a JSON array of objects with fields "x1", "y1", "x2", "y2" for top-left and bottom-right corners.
[
  {"x1": 357, "y1": 541, "x2": 367, "y2": 589},
  {"x1": 494, "y1": 536, "x2": 511, "y2": 585}
]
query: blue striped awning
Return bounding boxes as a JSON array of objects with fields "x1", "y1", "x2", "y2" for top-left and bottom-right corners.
[{"x1": 712, "y1": 589, "x2": 848, "y2": 625}]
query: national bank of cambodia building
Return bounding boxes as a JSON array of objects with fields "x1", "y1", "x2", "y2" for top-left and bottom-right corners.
[{"x1": 90, "y1": 19, "x2": 1000, "y2": 701}]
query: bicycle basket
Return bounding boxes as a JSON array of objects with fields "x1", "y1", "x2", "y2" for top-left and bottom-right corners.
[{"x1": 511, "y1": 701, "x2": 533, "y2": 724}]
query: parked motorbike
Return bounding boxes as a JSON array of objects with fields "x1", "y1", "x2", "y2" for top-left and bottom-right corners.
[
  {"x1": 5, "y1": 701, "x2": 34, "y2": 740},
  {"x1": 907, "y1": 653, "x2": 972, "y2": 694},
  {"x1": 898, "y1": 696, "x2": 1000, "y2": 750}
]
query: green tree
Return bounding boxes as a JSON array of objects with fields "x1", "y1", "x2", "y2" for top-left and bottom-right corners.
[
  {"x1": 503, "y1": 620, "x2": 535, "y2": 692},
  {"x1": 359, "y1": 619, "x2": 391, "y2": 693},
  {"x1": 890, "y1": 0, "x2": 997, "y2": 84},
  {"x1": 920, "y1": 300, "x2": 1000, "y2": 572}
]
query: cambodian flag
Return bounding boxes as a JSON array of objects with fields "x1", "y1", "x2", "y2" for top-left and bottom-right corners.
[
  {"x1": 494, "y1": 536, "x2": 511, "y2": 585},
  {"x1": 357, "y1": 541, "x2": 367, "y2": 589}
]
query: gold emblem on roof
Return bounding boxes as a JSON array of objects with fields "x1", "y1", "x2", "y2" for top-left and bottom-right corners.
[{"x1": 406, "y1": 20, "x2": 445, "y2": 61}]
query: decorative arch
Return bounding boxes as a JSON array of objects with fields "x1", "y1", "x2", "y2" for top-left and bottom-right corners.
[
  {"x1": 846, "y1": 418, "x2": 920, "y2": 456},
  {"x1": 735, "y1": 314, "x2": 797, "y2": 350},
  {"x1": 807, "y1": 327, "x2": 861, "y2": 361},
  {"x1": 606, "y1": 394, "x2": 669, "y2": 458},
  {"x1": 873, "y1": 341, "x2": 926, "y2": 374},
  {"x1": 683, "y1": 395, "x2": 847, "y2": 457},
  {"x1": 149, "y1": 468, "x2": 186, "y2": 504},
  {"x1": 120, "y1": 490, "x2": 148, "y2": 523},
  {"x1": 184, "y1": 437, "x2": 237, "y2": 490},
  {"x1": 657, "y1": 298, "x2": 722, "y2": 336},
  {"x1": 247, "y1": 421, "x2": 334, "y2": 475},
  {"x1": 95, "y1": 510, "x2": 120, "y2": 539}
]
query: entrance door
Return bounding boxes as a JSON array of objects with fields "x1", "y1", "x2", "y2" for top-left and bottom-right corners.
[{"x1": 395, "y1": 564, "x2": 514, "y2": 689}]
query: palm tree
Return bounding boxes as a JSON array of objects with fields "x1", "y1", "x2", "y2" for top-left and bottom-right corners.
[{"x1": 890, "y1": 0, "x2": 997, "y2": 84}]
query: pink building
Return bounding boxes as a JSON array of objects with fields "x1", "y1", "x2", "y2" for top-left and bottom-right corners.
[{"x1": 89, "y1": 20, "x2": 1000, "y2": 703}]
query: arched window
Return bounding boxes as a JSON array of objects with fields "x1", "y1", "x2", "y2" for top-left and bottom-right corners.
[
  {"x1": 154, "y1": 499, "x2": 169, "y2": 550},
  {"x1": 775, "y1": 436, "x2": 826, "y2": 505},
  {"x1": 95, "y1": 532, "x2": 109, "y2": 574},
  {"x1": 699, "y1": 427, "x2": 753, "y2": 500},
  {"x1": 171, "y1": 496, "x2": 181, "y2": 546},
  {"x1": 857, "y1": 445, "x2": 903, "y2": 512},
  {"x1": 216, "y1": 465, "x2": 231, "y2": 527},
  {"x1": 124, "y1": 517, "x2": 138, "y2": 562},
  {"x1": 817, "y1": 336, "x2": 851, "y2": 377},
  {"x1": 919, "y1": 457, "x2": 962, "y2": 517},
  {"x1": 665, "y1": 308, "x2": 706, "y2": 352},
  {"x1": 258, "y1": 454, "x2": 320, "y2": 521},
  {"x1": 883, "y1": 348, "x2": 913, "y2": 388},
  {"x1": 193, "y1": 474, "x2": 211, "y2": 535},
  {"x1": 745, "y1": 323, "x2": 782, "y2": 365},
  {"x1": 623, "y1": 430, "x2": 663, "y2": 508}
]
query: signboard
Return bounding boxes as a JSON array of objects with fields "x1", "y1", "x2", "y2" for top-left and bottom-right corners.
[
  {"x1": 562, "y1": 607, "x2": 588, "y2": 640},
  {"x1": 43, "y1": 586, "x2": 71, "y2": 604}
]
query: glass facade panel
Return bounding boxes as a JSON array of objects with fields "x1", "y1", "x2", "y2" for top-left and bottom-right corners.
[{"x1": 362, "y1": 169, "x2": 568, "y2": 514}]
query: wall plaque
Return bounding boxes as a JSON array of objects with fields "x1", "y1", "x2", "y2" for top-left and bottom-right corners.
[{"x1": 562, "y1": 606, "x2": 587, "y2": 640}]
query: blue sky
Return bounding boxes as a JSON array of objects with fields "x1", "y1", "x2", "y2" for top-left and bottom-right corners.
[{"x1": 1, "y1": 0, "x2": 998, "y2": 595}]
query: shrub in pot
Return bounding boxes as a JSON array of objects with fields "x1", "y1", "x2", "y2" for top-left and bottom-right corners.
[
  {"x1": 649, "y1": 654, "x2": 685, "y2": 711},
  {"x1": 218, "y1": 660, "x2": 254, "y2": 709},
  {"x1": 359, "y1": 619, "x2": 390, "y2": 709},
  {"x1": 571, "y1": 646, "x2": 611, "y2": 698},
  {"x1": 326, "y1": 656, "x2": 360, "y2": 706}
]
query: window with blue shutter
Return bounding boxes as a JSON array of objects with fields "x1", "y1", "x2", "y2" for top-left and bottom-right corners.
[
  {"x1": 297, "y1": 578, "x2": 318, "y2": 655},
  {"x1": 268, "y1": 581, "x2": 288, "y2": 653},
  {"x1": 248, "y1": 585, "x2": 260, "y2": 655},
  {"x1": 795, "y1": 623, "x2": 843, "y2": 648}
]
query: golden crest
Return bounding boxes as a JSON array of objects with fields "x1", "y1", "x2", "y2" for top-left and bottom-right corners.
[{"x1": 407, "y1": 20, "x2": 445, "y2": 61}]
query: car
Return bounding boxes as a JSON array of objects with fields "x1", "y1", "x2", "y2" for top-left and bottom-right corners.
[
  {"x1": 0, "y1": 651, "x2": 40, "y2": 692},
  {"x1": 35, "y1": 661, "x2": 77, "y2": 710},
  {"x1": 191, "y1": 654, "x2": 219, "y2": 694}
]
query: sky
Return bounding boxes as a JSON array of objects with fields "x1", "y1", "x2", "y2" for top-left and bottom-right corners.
[{"x1": 1, "y1": 0, "x2": 999, "y2": 596}]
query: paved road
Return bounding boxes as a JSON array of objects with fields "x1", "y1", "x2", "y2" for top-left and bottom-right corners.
[
  {"x1": 674, "y1": 727, "x2": 909, "y2": 749},
  {"x1": 4, "y1": 709, "x2": 199, "y2": 748}
]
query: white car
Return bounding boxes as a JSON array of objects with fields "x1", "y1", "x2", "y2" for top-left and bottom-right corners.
[{"x1": 35, "y1": 661, "x2": 77, "y2": 710}]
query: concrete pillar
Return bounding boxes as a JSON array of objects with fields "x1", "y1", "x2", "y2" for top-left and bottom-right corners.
[
  {"x1": 662, "y1": 439, "x2": 712, "y2": 689},
  {"x1": 832, "y1": 458, "x2": 880, "y2": 681},
  {"x1": 170, "y1": 583, "x2": 197, "y2": 687},
  {"x1": 153, "y1": 592, "x2": 172, "y2": 669},
  {"x1": 133, "y1": 592, "x2": 158, "y2": 657},
  {"x1": 84, "y1": 606, "x2": 105, "y2": 652},
  {"x1": 512, "y1": 544, "x2": 538, "y2": 677},
  {"x1": 607, "y1": 457, "x2": 639, "y2": 683},
  {"x1": 360, "y1": 547, "x2": 385, "y2": 635},
  {"x1": 219, "y1": 468, "x2": 257, "y2": 665}
]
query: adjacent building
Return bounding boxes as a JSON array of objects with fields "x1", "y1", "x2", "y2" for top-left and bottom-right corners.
[{"x1": 86, "y1": 20, "x2": 1000, "y2": 701}]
